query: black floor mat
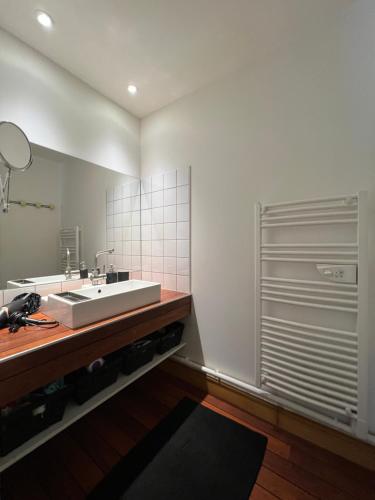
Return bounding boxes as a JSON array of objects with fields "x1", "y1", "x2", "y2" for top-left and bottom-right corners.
[{"x1": 89, "y1": 398, "x2": 267, "y2": 500}]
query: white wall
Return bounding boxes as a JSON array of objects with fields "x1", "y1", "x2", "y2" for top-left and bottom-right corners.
[
  {"x1": 0, "y1": 28, "x2": 140, "y2": 177},
  {"x1": 141, "y1": 1, "x2": 375, "y2": 430}
]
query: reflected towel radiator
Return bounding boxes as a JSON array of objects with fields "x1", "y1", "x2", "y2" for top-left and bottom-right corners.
[
  {"x1": 59, "y1": 226, "x2": 81, "y2": 273},
  {"x1": 255, "y1": 192, "x2": 368, "y2": 438}
]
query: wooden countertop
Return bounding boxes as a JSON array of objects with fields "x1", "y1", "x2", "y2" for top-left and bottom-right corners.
[{"x1": 0, "y1": 289, "x2": 191, "y2": 405}]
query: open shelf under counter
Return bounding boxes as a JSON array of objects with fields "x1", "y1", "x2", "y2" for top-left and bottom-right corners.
[
  {"x1": 0, "y1": 342, "x2": 186, "y2": 472},
  {"x1": 0, "y1": 289, "x2": 192, "y2": 406}
]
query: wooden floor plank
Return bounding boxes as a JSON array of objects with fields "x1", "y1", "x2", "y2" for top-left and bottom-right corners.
[
  {"x1": 26, "y1": 443, "x2": 86, "y2": 500},
  {"x1": 263, "y1": 450, "x2": 354, "y2": 500},
  {"x1": 68, "y1": 418, "x2": 121, "y2": 474},
  {"x1": 257, "y1": 467, "x2": 317, "y2": 500},
  {"x1": 250, "y1": 484, "x2": 280, "y2": 499},
  {"x1": 2, "y1": 368, "x2": 374, "y2": 500},
  {"x1": 47, "y1": 431, "x2": 104, "y2": 494}
]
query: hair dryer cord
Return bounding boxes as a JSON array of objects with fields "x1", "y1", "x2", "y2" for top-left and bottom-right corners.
[{"x1": 8, "y1": 312, "x2": 59, "y2": 333}]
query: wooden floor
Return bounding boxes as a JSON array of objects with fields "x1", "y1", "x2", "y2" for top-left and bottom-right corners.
[{"x1": 1, "y1": 368, "x2": 374, "y2": 500}]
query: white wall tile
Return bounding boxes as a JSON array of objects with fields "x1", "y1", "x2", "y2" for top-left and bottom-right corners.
[
  {"x1": 107, "y1": 201, "x2": 114, "y2": 215},
  {"x1": 132, "y1": 211, "x2": 140, "y2": 226},
  {"x1": 0, "y1": 290, "x2": 4, "y2": 307},
  {"x1": 141, "y1": 192, "x2": 152, "y2": 210},
  {"x1": 164, "y1": 188, "x2": 176, "y2": 206},
  {"x1": 152, "y1": 256, "x2": 163, "y2": 273},
  {"x1": 177, "y1": 203, "x2": 189, "y2": 221},
  {"x1": 123, "y1": 255, "x2": 132, "y2": 269},
  {"x1": 141, "y1": 225, "x2": 151, "y2": 241},
  {"x1": 132, "y1": 225, "x2": 141, "y2": 241},
  {"x1": 114, "y1": 241, "x2": 122, "y2": 254},
  {"x1": 130, "y1": 180, "x2": 141, "y2": 196},
  {"x1": 107, "y1": 228, "x2": 114, "y2": 242},
  {"x1": 152, "y1": 224, "x2": 164, "y2": 240},
  {"x1": 107, "y1": 215, "x2": 114, "y2": 229},
  {"x1": 132, "y1": 270, "x2": 142, "y2": 280},
  {"x1": 152, "y1": 206, "x2": 164, "y2": 224},
  {"x1": 164, "y1": 170, "x2": 177, "y2": 189},
  {"x1": 164, "y1": 257, "x2": 177, "y2": 274},
  {"x1": 122, "y1": 183, "x2": 132, "y2": 198},
  {"x1": 164, "y1": 205, "x2": 176, "y2": 223},
  {"x1": 164, "y1": 239, "x2": 177, "y2": 257},
  {"x1": 141, "y1": 209, "x2": 152, "y2": 225},
  {"x1": 142, "y1": 240, "x2": 152, "y2": 256},
  {"x1": 177, "y1": 185, "x2": 189, "y2": 204},
  {"x1": 142, "y1": 256, "x2": 152, "y2": 272},
  {"x1": 164, "y1": 274, "x2": 177, "y2": 291},
  {"x1": 113, "y1": 227, "x2": 122, "y2": 242},
  {"x1": 177, "y1": 257, "x2": 190, "y2": 275},
  {"x1": 132, "y1": 240, "x2": 141, "y2": 255},
  {"x1": 141, "y1": 176, "x2": 152, "y2": 194},
  {"x1": 152, "y1": 190, "x2": 163, "y2": 208},
  {"x1": 114, "y1": 213, "x2": 122, "y2": 227},
  {"x1": 152, "y1": 272, "x2": 164, "y2": 286},
  {"x1": 107, "y1": 188, "x2": 114, "y2": 202},
  {"x1": 123, "y1": 226, "x2": 132, "y2": 241},
  {"x1": 152, "y1": 173, "x2": 164, "y2": 192},
  {"x1": 124, "y1": 241, "x2": 132, "y2": 255},
  {"x1": 132, "y1": 255, "x2": 141, "y2": 270},
  {"x1": 177, "y1": 166, "x2": 190, "y2": 186},
  {"x1": 177, "y1": 221, "x2": 189, "y2": 239},
  {"x1": 115, "y1": 254, "x2": 123, "y2": 267},
  {"x1": 177, "y1": 275, "x2": 190, "y2": 293},
  {"x1": 142, "y1": 271, "x2": 152, "y2": 281},
  {"x1": 122, "y1": 197, "x2": 132, "y2": 213},
  {"x1": 123, "y1": 212, "x2": 132, "y2": 227},
  {"x1": 114, "y1": 199, "x2": 122, "y2": 214},
  {"x1": 177, "y1": 240, "x2": 190, "y2": 258},
  {"x1": 164, "y1": 222, "x2": 177, "y2": 240},
  {"x1": 152, "y1": 240, "x2": 164, "y2": 257},
  {"x1": 131, "y1": 195, "x2": 141, "y2": 211}
]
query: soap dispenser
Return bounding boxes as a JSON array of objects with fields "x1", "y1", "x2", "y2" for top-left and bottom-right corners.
[
  {"x1": 79, "y1": 261, "x2": 88, "y2": 279},
  {"x1": 106, "y1": 264, "x2": 118, "y2": 284}
]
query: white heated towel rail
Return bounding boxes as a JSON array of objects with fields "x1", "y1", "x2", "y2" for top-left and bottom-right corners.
[
  {"x1": 255, "y1": 192, "x2": 368, "y2": 438},
  {"x1": 59, "y1": 226, "x2": 81, "y2": 272}
]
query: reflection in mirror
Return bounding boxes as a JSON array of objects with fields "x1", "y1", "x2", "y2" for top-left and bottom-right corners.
[
  {"x1": 0, "y1": 122, "x2": 33, "y2": 213},
  {"x1": 0, "y1": 143, "x2": 140, "y2": 289}
]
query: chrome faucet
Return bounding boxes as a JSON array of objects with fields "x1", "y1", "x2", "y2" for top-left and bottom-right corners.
[{"x1": 90, "y1": 248, "x2": 114, "y2": 284}]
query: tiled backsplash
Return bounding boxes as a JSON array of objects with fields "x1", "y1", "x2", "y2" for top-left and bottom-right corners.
[
  {"x1": 106, "y1": 179, "x2": 142, "y2": 280},
  {"x1": 106, "y1": 167, "x2": 191, "y2": 292}
]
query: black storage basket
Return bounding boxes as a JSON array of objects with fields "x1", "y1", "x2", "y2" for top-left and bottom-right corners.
[
  {"x1": 66, "y1": 353, "x2": 122, "y2": 405},
  {"x1": 121, "y1": 339, "x2": 155, "y2": 375},
  {"x1": 0, "y1": 384, "x2": 71, "y2": 456},
  {"x1": 153, "y1": 322, "x2": 184, "y2": 354}
]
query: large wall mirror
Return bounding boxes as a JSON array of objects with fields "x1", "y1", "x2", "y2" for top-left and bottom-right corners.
[{"x1": 0, "y1": 141, "x2": 139, "y2": 290}]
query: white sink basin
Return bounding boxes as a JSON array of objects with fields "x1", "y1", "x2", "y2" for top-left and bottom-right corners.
[
  {"x1": 44, "y1": 280, "x2": 161, "y2": 329},
  {"x1": 7, "y1": 274, "x2": 81, "y2": 288}
]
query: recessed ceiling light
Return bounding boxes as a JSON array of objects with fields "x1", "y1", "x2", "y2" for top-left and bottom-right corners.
[
  {"x1": 127, "y1": 84, "x2": 138, "y2": 95},
  {"x1": 36, "y1": 11, "x2": 54, "y2": 29}
]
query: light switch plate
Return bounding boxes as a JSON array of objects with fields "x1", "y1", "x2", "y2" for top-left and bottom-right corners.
[{"x1": 316, "y1": 264, "x2": 357, "y2": 284}]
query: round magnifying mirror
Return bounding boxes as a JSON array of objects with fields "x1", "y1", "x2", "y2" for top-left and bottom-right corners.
[{"x1": 0, "y1": 122, "x2": 32, "y2": 172}]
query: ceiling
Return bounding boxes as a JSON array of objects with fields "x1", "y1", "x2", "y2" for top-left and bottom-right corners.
[{"x1": 0, "y1": 0, "x2": 351, "y2": 117}]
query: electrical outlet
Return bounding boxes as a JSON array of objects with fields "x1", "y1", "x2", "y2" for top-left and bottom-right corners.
[{"x1": 316, "y1": 265, "x2": 357, "y2": 284}]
